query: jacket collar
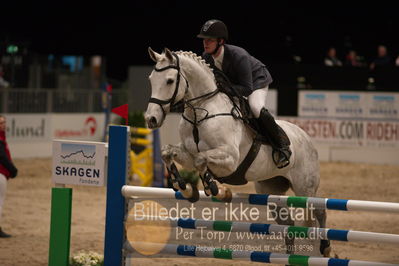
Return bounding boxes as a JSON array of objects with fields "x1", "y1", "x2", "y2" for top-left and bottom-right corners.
[{"x1": 221, "y1": 44, "x2": 232, "y2": 72}]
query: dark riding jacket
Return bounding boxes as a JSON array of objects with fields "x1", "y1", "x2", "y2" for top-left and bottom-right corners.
[{"x1": 202, "y1": 44, "x2": 273, "y2": 97}]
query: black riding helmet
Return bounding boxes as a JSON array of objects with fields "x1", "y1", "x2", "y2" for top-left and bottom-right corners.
[{"x1": 197, "y1": 19, "x2": 228, "y2": 40}]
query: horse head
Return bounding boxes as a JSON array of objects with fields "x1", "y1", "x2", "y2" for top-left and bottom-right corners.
[{"x1": 145, "y1": 47, "x2": 188, "y2": 129}]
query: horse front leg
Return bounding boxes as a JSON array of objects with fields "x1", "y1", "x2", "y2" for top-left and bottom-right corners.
[
  {"x1": 161, "y1": 143, "x2": 200, "y2": 202},
  {"x1": 162, "y1": 143, "x2": 196, "y2": 170},
  {"x1": 194, "y1": 145, "x2": 238, "y2": 201}
]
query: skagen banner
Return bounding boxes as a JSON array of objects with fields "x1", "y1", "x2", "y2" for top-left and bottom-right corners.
[
  {"x1": 52, "y1": 140, "x2": 106, "y2": 186},
  {"x1": 298, "y1": 90, "x2": 399, "y2": 120}
]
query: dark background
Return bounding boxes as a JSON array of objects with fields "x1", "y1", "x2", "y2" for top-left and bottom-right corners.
[{"x1": 0, "y1": 2, "x2": 398, "y2": 81}]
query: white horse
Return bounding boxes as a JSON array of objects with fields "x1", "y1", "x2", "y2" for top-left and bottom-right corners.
[{"x1": 145, "y1": 47, "x2": 330, "y2": 257}]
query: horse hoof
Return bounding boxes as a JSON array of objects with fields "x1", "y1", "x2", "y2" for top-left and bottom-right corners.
[
  {"x1": 171, "y1": 184, "x2": 179, "y2": 192},
  {"x1": 215, "y1": 187, "x2": 232, "y2": 202},
  {"x1": 223, "y1": 188, "x2": 232, "y2": 202},
  {"x1": 187, "y1": 186, "x2": 200, "y2": 203},
  {"x1": 171, "y1": 180, "x2": 180, "y2": 191},
  {"x1": 320, "y1": 240, "x2": 331, "y2": 257},
  {"x1": 323, "y1": 246, "x2": 332, "y2": 257},
  {"x1": 204, "y1": 187, "x2": 211, "y2": 197}
]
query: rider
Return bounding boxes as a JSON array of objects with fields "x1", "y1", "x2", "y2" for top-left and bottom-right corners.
[{"x1": 197, "y1": 19, "x2": 291, "y2": 168}]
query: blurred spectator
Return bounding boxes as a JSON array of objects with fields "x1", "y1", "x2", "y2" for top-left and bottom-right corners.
[
  {"x1": 324, "y1": 47, "x2": 343, "y2": 67},
  {"x1": 345, "y1": 50, "x2": 365, "y2": 67},
  {"x1": 369, "y1": 45, "x2": 392, "y2": 70},
  {"x1": 0, "y1": 66, "x2": 10, "y2": 88},
  {"x1": 395, "y1": 55, "x2": 399, "y2": 67},
  {"x1": 0, "y1": 115, "x2": 18, "y2": 238}
]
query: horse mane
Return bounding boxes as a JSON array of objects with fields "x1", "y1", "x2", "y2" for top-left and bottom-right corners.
[{"x1": 174, "y1": 50, "x2": 214, "y2": 77}]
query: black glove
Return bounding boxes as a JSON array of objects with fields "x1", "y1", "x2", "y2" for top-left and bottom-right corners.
[{"x1": 216, "y1": 80, "x2": 233, "y2": 95}]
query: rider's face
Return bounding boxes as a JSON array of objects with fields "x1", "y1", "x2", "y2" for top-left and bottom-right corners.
[{"x1": 203, "y1": 38, "x2": 218, "y2": 54}]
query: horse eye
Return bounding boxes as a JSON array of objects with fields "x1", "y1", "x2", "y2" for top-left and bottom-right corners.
[{"x1": 166, "y1": 78, "x2": 174, "y2": 85}]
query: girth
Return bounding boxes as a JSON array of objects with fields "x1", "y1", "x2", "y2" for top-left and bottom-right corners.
[{"x1": 211, "y1": 136, "x2": 263, "y2": 185}]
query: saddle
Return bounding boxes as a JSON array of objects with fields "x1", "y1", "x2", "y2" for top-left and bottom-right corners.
[
  {"x1": 219, "y1": 86, "x2": 290, "y2": 147},
  {"x1": 247, "y1": 114, "x2": 291, "y2": 147},
  {"x1": 213, "y1": 71, "x2": 291, "y2": 185}
]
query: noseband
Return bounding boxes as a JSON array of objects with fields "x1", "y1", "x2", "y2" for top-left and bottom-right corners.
[{"x1": 148, "y1": 53, "x2": 189, "y2": 118}]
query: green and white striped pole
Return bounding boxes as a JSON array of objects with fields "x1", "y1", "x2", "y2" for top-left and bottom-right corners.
[{"x1": 125, "y1": 242, "x2": 397, "y2": 266}]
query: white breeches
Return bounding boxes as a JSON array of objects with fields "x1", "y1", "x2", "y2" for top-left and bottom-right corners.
[
  {"x1": 0, "y1": 173, "x2": 7, "y2": 223},
  {"x1": 248, "y1": 86, "x2": 269, "y2": 118}
]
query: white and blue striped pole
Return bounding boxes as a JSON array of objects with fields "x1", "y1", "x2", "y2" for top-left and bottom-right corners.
[
  {"x1": 122, "y1": 186, "x2": 399, "y2": 213},
  {"x1": 127, "y1": 216, "x2": 399, "y2": 245}
]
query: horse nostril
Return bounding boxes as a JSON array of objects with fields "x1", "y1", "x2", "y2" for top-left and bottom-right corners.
[{"x1": 149, "y1": 116, "x2": 157, "y2": 127}]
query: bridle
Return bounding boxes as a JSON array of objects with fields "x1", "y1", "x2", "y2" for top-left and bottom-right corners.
[
  {"x1": 148, "y1": 52, "x2": 243, "y2": 152},
  {"x1": 148, "y1": 53, "x2": 189, "y2": 119}
]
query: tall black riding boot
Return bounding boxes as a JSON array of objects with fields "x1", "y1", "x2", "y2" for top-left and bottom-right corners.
[{"x1": 258, "y1": 108, "x2": 291, "y2": 168}]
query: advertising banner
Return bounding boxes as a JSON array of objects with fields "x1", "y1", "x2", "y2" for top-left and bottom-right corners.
[
  {"x1": 284, "y1": 117, "x2": 399, "y2": 149},
  {"x1": 52, "y1": 113, "x2": 106, "y2": 141},
  {"x1": 298, "y1": 90, "x2": 399, "y2": 120},
  {"x1": 3, "y1": 113, "x2": 118, "y2": 158},
  {"x1": 366, "y1": 94, "x2": 399, "y2": 120},
  {"x1": 5, "y1": 114, "x2": 51, "y2": 143},
  {"x1": 52, "y1": 140, "x2": 106, "y2": 186}
]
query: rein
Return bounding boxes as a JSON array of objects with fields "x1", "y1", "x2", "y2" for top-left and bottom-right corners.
[{"x1": 183, "y1": 90, "x2": 243, "y2": 152}]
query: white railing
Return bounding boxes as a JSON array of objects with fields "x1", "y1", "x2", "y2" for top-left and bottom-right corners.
[{"x1": 0, "y1": 88, "x2": 128, "y2": 113}]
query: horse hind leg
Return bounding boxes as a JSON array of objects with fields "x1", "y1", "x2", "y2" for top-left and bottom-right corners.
[
  {"x1": 314, "y1": 208, "x2": 331, "y2": 257},
  {"x1": 290, "y1": 173, "x2": 331, "y2": 257},
  {"x1": 255, "y1": 176, "x2": 296, "y2": 257}
]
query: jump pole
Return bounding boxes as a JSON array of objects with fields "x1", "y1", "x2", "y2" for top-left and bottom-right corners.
[
  {"x1": 127, "y1": 215, "x2": 399, "y2": 245},
  {"x1": 48, "y1": 126, "x2": 130, "y2": 266},
  {"x1": 101, "y1": 126, "x2": 399, "y2": 265},
  {"x1": 125, "y1": 242, "x2": 397, "y2": 266},
  {"x1": 122, "y1": 185, "x2": 399, "y2": 213},
  {"x1": 48, "y1": 126, "x2": 129, "y2": 266}
]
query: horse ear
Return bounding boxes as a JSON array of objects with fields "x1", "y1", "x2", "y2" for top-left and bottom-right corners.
[
  {"x1": 148, "y1": 47, "x2": 161, "y2": 62},
  {"x1": 164, "y1": 48, "x2": 174, "y2": 62}
]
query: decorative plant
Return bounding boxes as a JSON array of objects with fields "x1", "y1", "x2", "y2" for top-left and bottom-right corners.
[
  {"x1": 114, "y1": 111, "x2": 147, "y2": 153},
  {"x1": 70, "y1": 250, "x2": 104, "y2": 266},
  {"x1": 115, "y1": 111, "x2": 146, "y2": 128},
  {"x1": 168, "y1": 169, "x2": 200, "y2": 188}
]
